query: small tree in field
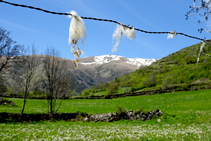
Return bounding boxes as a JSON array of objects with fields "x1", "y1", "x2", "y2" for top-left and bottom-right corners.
[
  {"x1": 42, "y1": 47, "x2": 74, "y2": 114},
  {"x1": 11, "y1": 45, "x2": 39, "y2": 115},
  {"x1": 108, "y1": 82, "x2": 119, "y2": 95}
]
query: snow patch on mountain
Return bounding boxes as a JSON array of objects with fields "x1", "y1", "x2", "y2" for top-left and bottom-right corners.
[
  {"x1": 80, "y1": 55, "x2": 157, "y2": 68},
  {"x1": 125, "y1": 58, "x2": 157, "y2": 68}
]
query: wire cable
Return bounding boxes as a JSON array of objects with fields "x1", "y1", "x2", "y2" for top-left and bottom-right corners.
[{"x1": 0, "y1": 0, "x2": 207, "y2": 41}]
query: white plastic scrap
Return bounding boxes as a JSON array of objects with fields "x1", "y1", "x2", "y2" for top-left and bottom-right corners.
[
  {"x1": 68, "y1": 11, "x2": 86, "y2": 68},
  {"x1": 112, "y1": 24, "x2": 135, "y2": 52},
  {"x1": 167, "y1": 31, "x2": 177, "y2": 39},
  {"x1": 68, "y1": 11, "x2": 86, "y2": 44},
  {"x1": 197, "y1": 40, "x2": 206, "y2": 63}
]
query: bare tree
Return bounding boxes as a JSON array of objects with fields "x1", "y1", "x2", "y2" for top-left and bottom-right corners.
[
  {"x1": 0, "y1": 27, "x2": 23, "y2": 74},
  {"x1": 42, "y1": 47, "x2": 73, "y2": 114},
  {"x1": 186, "y1": 0, "x2": 211, "y2": 33},
  {"x1": 11, "y1": 45, "x2": 39, "y2": 114}
]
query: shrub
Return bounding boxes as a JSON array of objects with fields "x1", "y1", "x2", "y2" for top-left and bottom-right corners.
[
  {"x1": 188, "y1": 73, "x2": 196, "y2": 81},
  {"x1": 91, "y1": 85, "x2": 96, "y2": 93},
  {"x1": 0, "y1": 84, "x2": 7, "y2": 94},
  {"x1": 143, "y1": 73, "x2": 157, "y2": 87},
  {"x1": 108, "y1": 82, "x2": 118, "y2": 95},
  {"x1": 130, "y1": 87, "x2": 136, "y2": 93},
  {"x1": 124, "y1": 87, "x2": 130, "y2": 93},
  {"x1": 116, "y1": 106, "x2": 126, "y2": 114},
  {"x1": 185, "y1": 56, "x2": 196, "y2": 64},
  {"x1": 18, "y1": 92, "x2": 23, "y2": 97},
  {"x1": 82, "y1": 89, "x2": 90, "y2": 96},
  {"x1": 162, "y1": 78, "x2": 171, "y2": 89}
]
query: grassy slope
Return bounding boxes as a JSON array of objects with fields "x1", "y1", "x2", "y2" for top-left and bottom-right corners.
[
  {"x1": 88, "y1": 42, "x2": 211, "y2": 96},
  {"x1": 1, "y1": 89, "x2": 210, "y2": 116},
  {"x1": 117, "y1": 42, "x2": 211, "y2": 91}
]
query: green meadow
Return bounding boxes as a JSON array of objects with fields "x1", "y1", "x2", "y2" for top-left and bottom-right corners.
[{"x1": 1, "y1": 89, "x2": 211, "y2": 140}]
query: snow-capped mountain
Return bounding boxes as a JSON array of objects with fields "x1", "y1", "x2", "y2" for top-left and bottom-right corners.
[{"x1": 79, "y1": 55, "x2": 158, "y2": 68}]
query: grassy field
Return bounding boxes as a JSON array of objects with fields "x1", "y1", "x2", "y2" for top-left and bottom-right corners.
[
  {"x1": 1, "y1": 89, "x2": 211, "y2": 140},
  {"x1": 93, "y1": 87, "x2": 129, "y2": 96}
]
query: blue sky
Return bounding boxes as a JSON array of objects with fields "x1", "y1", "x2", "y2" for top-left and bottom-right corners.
[{"x1": 0, "y1": 0, "x2": 210, "y2": 60}]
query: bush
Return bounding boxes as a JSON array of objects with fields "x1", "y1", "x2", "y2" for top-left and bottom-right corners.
[
  {"x1": 116, "y1": 106, "x2": 126, "y2": 114},
  {"x1": 185, "y1": 56, "x2": 196, "y2": 64},
  {"x1": 162, "y1": 78, "x2": 171, "y2": 89},
  {"x1": 0, "y1": 84, "x2": 7, "y2": 93},
  {"x1": 18, "y1": 92, "x2": 23, "y2": 97},
  {"x1": 108, "y1": 82, "x2": 118, "y2": 95},
  {"x1": 124, "y1": 87, "x2": 130, "y2": 93},
  {"x1": 82, "y1": 89, "x2": 90, "y2": 96},
  {"x1": 91, "y1": 85, "x2": 96, "y2": 93},
  {"x1": 130, "y1": 87, "x2": 136, "y2": 93},
  {"x1": 143, "y1": 73, "x2": 157, "y2": 87}
]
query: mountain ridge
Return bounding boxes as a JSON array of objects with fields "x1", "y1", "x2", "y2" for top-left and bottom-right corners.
[
  {"x1": 79, "y1": 55, "x2": 157, "y2": 68},
  {"x1": 2, "y1": 54, "x2": 157, "y2": 94}
]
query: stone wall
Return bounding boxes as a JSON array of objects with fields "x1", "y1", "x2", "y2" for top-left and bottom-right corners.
[
  {"x1": 86, "y1": 109, "x2": 163, "y2": 122},
  {"x1": 0, "y1": 112, "x2": 87, "y2": 122},
  {"x1": 0, "y1": 109, "x2": 163, "y2": 123}
]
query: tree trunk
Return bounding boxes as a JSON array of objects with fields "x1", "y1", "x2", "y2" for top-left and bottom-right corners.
[
  {"x1": 50, "y1": 97, "x2": 53, "y2": 113},
  {"x1": 21, "y1": 92, "x2": 27, "y2": 115}
]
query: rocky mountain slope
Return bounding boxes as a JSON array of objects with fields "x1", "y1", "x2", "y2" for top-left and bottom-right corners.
[
  {"x1": 78, "y1": 55, "x2": 157, "y2": 85},
  {"x1": 2, "y1": 55, "x2": 157, "y2": 94}
]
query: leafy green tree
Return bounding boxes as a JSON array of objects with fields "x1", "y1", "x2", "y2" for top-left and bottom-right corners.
[
  {"x1": 108, "y1": 82, "x2": 118, "y2": 95},
  {"x1": 82, "y1": 89, "x2": 90, "y2": 96},
  {"x1": 115, "y1": 77, "x2": 119, "y2": 83},
  {"x1": 91, "y1": 85, "x2": 96, "y2": 93}
]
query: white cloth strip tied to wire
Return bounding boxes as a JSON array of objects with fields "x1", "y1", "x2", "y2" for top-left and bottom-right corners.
[
  {"x1": 68, "y1": 11, "x2": 86, "y2": 68},
  {"x1": 68, "y1": 11, "x2": 86, "y2": 44},
  {"x1": 112, "y1": 24, "x2": 135, "y2": 52},
  {"x1": 167, "y1": 31, "x2": 177, "y2": 39},
  {"x1": 197, "y1": 39, "x2": 206, "y2": 63}
]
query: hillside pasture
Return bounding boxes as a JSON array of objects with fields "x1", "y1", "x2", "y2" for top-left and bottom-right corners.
[{"x1": 0, "y1": 89, "x2": 211, "y2": 140}]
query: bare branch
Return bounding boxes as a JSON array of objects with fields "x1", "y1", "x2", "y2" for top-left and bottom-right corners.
[
  {"x1": 186, "y1": 0, "x2": 211, "y2": 32},
  {"x1": 0, "y1": 27, "x2": 23, "y2": 74},
  {"x1": 10, "y1": 45, "x2": 39, "y2": 114},
  {"x1": 42, "y1": 47, "x2": 74, "y2": 114}
]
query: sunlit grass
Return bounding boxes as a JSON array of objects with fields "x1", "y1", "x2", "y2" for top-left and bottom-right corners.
[
  {"x1": 1, "y1": 89, "x2": 211, "y2": 140},
  {"x1": 1, "y1": 89, "x2": 211, "y2": 115},
  {"x1": 93, "y1": 87, "x2": 130, "y2": 96}
]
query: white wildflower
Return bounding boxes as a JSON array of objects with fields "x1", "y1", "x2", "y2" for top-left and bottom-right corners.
[
  {"x1": 167, "y1": 31, "x2": 177, "y2": 39},
  {"x1": 157, "y1": 119, "x2": 161, "y2": 122},
  {"x1": 68, "y1": 11, "x2": 86, "y2": 44},
  {"x1": 112, "y1": 24, "x2": 135, "y2": 52},
  {"x1": 197, "y1": 40, "x2": 206, "y2": 63}
]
